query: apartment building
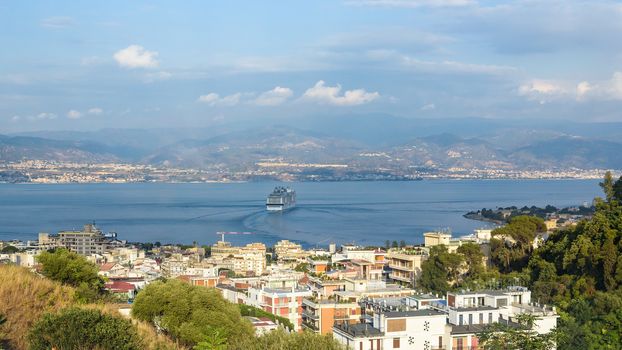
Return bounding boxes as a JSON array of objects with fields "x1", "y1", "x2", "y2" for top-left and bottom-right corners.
[
  {"x1": 274, "y1": 240, "x2": 309, "y2": 264},
  {"x1": 210, "y1": 240, "x2": 267, "y2": 276},
  {"x1": 247, "y1": 286, "x2": 312, "y2": 331},
  {"x1": 386, "y1": 247, "x2": 428, "y2": 288},
  {"x1": 333, "y1": 286, "x2": 558, "y2": 350},
  {"x1": 38, "y1": 224, "x2": 115, "y2": 256},
  {"x1": 302, "y1": 298, "x2": 361, "y2": 335}
]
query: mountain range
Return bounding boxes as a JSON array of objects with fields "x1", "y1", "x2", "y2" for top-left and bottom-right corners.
[{"x1": 4, "y1": 115, "x2": 622, "y2": 171}]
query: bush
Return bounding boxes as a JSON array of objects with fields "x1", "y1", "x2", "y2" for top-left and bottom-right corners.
[
  {"x1": 238, "y1": 304, "x2": 294, "y2": 332},
  {"x1": 37, "y1": 248, "x2": 106, "y2": 302},
  {"x1": 132, "y1": 279, "x2": 254, "y2": 347},
  {"x1": 28, "y1": 307, "x2": 142, "y2": 350}
]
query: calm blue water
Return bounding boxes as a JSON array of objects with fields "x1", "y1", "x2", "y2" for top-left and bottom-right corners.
[{"x1": 0, "y1": 180, "x2": 601, "y2": 247}]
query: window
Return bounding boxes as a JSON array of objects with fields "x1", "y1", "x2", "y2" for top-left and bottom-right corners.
[
  {"x1": 488, "y1": 312, "x2": 493, "y2": 323},
  {"x1": 393, "y1": 338, "x2": 401, "y2": 348},
  {"x1": 459, "y1": 314, "x2": 463, "y2": 325},
  {"x1": 479, "y1": 313, "x2": 484, "y2": 324},
  {"x1": 468, "y1": 314, "x2": 473, "y2": 325},
  {"x1": 439, "y1": 336, "x2": 443, "y2": 347}
]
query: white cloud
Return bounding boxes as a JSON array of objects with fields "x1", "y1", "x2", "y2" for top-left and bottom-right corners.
[
  {"x1": 253, "y1": 86, "x2": 294, "y2": 106},
  {"x1": 113, "y1": 45, "x2": 159, "y2": 69},
  {"x1": 346, "y1": 0, "x2": 474, "y2": 7},
  {"x1": 40, "y1": 17, "x2": 74, "y2": 29},
  {"x1": 10, "y1": 115, "x2": 20, "y2": 122},
  {"x1": 67, "y1": 110, "x2": 83, "y2": 119},
  {"x1": 421, "y1": 103, "x2": 436, "y2": 111},
  {"x1": 197, "y1": 93, "x2": 242, "y2": 107},
  {"x1": 519, "y1": 80, "x2": 564, "y2": 96},
  {"x1": 576, "y1": 81, "x2": 593, "y2": 100},
  {"x1": 301, "y1": 80, "x2": 380, "y2": 106},
  {"x1": 88, "y1": 107, "x2": 103, "y2": 115}
]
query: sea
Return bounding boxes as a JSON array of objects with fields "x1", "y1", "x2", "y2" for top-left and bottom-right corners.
[{"x1": 0, "y1": 180, "x2": 601, "y2": 248}]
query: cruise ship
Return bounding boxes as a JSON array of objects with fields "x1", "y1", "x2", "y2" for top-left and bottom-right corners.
[{"x1": 266, "y1": 187, "x2": 296, "y2": 212}]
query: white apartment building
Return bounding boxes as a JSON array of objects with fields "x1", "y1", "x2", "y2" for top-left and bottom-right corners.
[{"x1": 247, "y1": 286, "x2": 313, "y2": 331}]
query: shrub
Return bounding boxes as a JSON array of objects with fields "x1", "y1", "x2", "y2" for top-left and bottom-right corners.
[{"x1": 28, "y1": 307, "x2": 142, "y2": 350}]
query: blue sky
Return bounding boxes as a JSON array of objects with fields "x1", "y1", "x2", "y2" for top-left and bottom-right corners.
[{"x1": 1, "y1": 0, "x2": 622, "y2": 132}]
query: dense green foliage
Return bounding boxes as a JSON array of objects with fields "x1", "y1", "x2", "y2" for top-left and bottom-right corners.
[
  {"x1": 249, "y1": 328, "x2": 345, "y2": 350},
  {"x1": 420, "y1": 173, "x2": 622, "y2": 349},
  {"x1": 528, "y1": 172, "x2": 622, "y2": 349},
  {"x1": 490, "y1": 216, "x2": 545, "y2": 273},
  {"x1": 0, "y1": 245, "x2": 18, "y2": 254},
  {"x1": 37, "y1": 248, "x2": 106, "y2": 302},
  {"x1": 239, "y1": 304, "x2": 295, "y2": 331},
  {"x1": 132, "y1": 278, "x2": 255, "y2": 347},
  {"x1": 27, "y1": 307, "x2": 142, "y2": 350},
  {"x1": 419, "y1": 243, "x2": 486, "y2": 292}
]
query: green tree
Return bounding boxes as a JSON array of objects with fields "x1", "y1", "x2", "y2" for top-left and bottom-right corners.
[
  {"x1": 477, "y1": 314, "x2": 557, "y2": 350},
  {"x1": 246, "y1": 328, "x2": 345, "y2": 350},
  {"x1": 456, "y1": 242, "x2": 485, "y2": 279},
  {"x1": 132, "y1": 279, "x2": 254, "y2": 347},
  {"x1": 193, "y1": 328, "x2": 228, "y2": 350},
  {"x1": 0, "y1": 245, "x2": 18, "y2": 254},
  {"x1": 37, "y1": 248, "x2": 105, "y2": 302},
  {"x1": 399, "y1": 240, "x2": 406, "y2": 248},
  {"x1": 27, "y1": 307, "x2": 142, "y2": 350},
  {"x1": 419, "y1": 245, "x2": 463, "y2": 293}
]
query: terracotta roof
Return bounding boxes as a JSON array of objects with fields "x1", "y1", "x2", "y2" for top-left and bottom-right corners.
[
  {"x1": 105, "y1": 281, "x2": 135, "y2": 292},
  {"x1": 99, "y1": 262, "x2": 116, "y2": 271}
]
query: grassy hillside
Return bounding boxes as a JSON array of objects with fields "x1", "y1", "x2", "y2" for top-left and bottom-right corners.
[{"x1": 0, "y1": 265, "x2": 182, "y2": 350}]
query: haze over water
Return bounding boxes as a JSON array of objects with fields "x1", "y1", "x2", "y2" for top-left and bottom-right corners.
[{"x1": 0, "y1": 180, "x2": 600, "y2": 247}]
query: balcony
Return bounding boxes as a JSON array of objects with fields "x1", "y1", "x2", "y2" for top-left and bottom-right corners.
[
  {"x1": 302, "y1": 309, "x2": 319, "y2": 320},
  {"x1": 389, "y1": 273, "x2": 412, "y2": 283}
]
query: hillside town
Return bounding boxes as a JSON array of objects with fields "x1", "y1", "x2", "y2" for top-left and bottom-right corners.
[{"x1": 1, "y1": 222, "x2": 560, "y2": 349}]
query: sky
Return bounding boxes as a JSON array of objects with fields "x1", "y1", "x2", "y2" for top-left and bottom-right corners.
[{"x1": 1, "y1": 0, "x2": 622, "y2": 132}]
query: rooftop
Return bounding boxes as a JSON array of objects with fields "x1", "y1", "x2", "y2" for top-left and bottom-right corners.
[
  {"x1": 333, "y1": 322, "x2": 384, "y2": 338},
  {"x1": 384, "y1": 309, "x2": 446, "y2": 318}
]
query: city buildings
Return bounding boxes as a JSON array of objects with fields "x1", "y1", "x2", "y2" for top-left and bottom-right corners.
[{"x1": 386, "y1": 247, "x2": 428, "y2": 288}]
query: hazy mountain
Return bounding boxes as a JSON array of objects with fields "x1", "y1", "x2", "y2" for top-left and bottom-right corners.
[
  {"x1": 0, "y1": 135, "x2": 119, "y2": 163},
  {"x1": 5, "y1": 115, "x2": 622, "y2": 171}
]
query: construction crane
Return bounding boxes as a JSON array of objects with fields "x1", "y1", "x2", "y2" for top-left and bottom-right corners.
[{"x1": 216, "y1": 231, "x2": 254, "y2": 243}]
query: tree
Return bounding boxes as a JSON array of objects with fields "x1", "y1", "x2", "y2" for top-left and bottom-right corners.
[
  {"x1": 419, "y1": 245, "x2": 463, "y2": 293},
  {"x1": 456, "y1": 242, "x2": 485, "y2": 278},
  {"x1": 392, "y1": 240, "x2": 399, "y2": 248},
  {"x1": 28, "y1": 307, "x2": 142, "y2": 350},
  {"x1": 247, "y1": 328, "x2": 345, "y2": 350},
  {"x1": 600, "y1": 171, "x2": 615, "y2": 203},
  {"x1": 193, "y1": 328, "x2": 227, "y2": 350},
  {"x1": 399, "y1": 240, "x2": 406, "y2": 248},
  {"x1": 0, "y1": 245, "x2": 18, "y2": 254},
  {"x1": 385, "y1": 240, "x2": 391, "y2": 250},
  {"x1": 132, "y1": 279, "x2": 254, "y2": 347},
  {"x1": 477, "y1": 314, "x2": 557, "y2": 350},
  {"x1": 37, "y1": 248, "x2": 105, "y2": 302}
]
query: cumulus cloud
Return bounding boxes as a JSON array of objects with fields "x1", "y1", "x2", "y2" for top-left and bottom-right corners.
[
  {"x1": 113, "y1": 45, "x2": 159, "y2": 69},
  {"x1": 67, "y1": 110, "x2": 83, "y2": 119},
  {"x1": 88, "y1": 107, "x2": 103, "y2": 115},
  {"x1": 301, "y1": 80, "x2": 380, "y2": 106},
  {"x1": 253, "y1": 86, "x2": 294, "y2": 106},
  {"x1": 346, "y1": 0, "x2": 474, "y2": 7},
  {"x1": 197, "y1": 93, "x2": 242, "y2": 107},
  {"x1": 40, "y1": 16, "x2": 74, "y2": 29}
]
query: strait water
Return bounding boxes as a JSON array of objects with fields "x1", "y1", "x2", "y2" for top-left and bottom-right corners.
[{"x1": 0, "y1": 180, "x2": 601, "y2": 247}]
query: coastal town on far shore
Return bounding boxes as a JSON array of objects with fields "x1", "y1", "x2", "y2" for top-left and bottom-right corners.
[
  {"x1": 0, "y1": 160, "x2": 614, "y2": 183},
  {"x1": 2, "y1": 206, "x2": 586, "y2": 350}
]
